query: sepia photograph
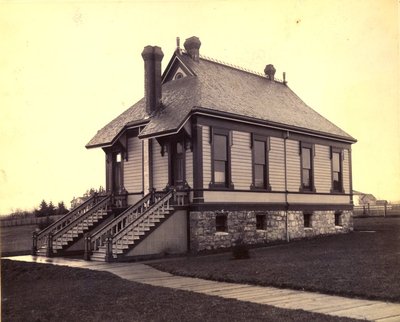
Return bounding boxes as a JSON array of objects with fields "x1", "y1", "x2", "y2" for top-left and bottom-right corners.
[{"x1": 1, "y1": 0, "x2": 399, "y2": 321}]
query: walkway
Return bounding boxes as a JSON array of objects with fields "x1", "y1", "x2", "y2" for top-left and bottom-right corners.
[{"x1": 5, "y1": 255, "x2": 400, "y2": 322}]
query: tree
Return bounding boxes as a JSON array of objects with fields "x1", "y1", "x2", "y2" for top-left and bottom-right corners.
[
  {"x1": 57, "y1": 201, "x2": 69, "y2": 215},
  {"x1": 48, "y1": 201, "x2": 55, "y2": 217},
  {"x1": 35, "y1": 200, "x2": 49, "y2": 217}
]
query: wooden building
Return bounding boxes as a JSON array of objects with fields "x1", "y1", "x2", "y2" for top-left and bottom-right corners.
[{"x1": 33, "y1": 36, "x2": 356, "y2": 261}]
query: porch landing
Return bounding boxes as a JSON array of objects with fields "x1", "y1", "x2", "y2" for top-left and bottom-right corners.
[{"x1": 4, "y1": 255, "x2": 400, "y2": 321}]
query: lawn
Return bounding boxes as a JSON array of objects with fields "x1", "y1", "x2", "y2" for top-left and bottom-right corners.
[
  {"x1": 0, "y1": 224, "x2": 37, "y2": 256},
  {"x1": 151, "y1": 217, "x2": 400, "y2": 303},
  {"x1": 1, "y1": 260, "x2": 359, "y2": 322}
]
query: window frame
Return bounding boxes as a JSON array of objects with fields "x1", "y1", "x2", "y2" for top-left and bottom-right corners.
[
  {"x1": 303, "y1": 212, "x2": 312, "y2": 228},
  {"x1": 331, "y1": 147, "x2": 344, "y2": 193},
  {"x1": 215, "y1": 214, "x2": 228, "y2": 232},
  {"x1": 209, "y1": 127, "x2": 234, "y2": 189},
  {"x1": 256, "y1": 214, "x2": 266, "y2": 230},
  {"x1": 251, "y1": 134, "x2": 271, "y2": 191},
  {"x1": 299, "y1": 142, "x2": 316, "y2": 193},
  {"x1": 334, "y1": 211, "x2": 342, "y2": 226}
]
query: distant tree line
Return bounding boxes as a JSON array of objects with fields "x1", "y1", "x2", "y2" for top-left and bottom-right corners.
[{"x1": 1, "y1": 186, "x2": 105, "y2": 221}]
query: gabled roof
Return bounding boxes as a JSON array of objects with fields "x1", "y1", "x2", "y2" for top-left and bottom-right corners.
[{"x1": 86, "y1": 50, "x2": 356, "y2": 148}]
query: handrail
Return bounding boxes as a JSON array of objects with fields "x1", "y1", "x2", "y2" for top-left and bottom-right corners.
[
  {"x1": 36, "y1": 194, "x2": 105, "y2": 239},
  {"x1": 89, "y1": 191, "x2": 166, "y2": 253},
  {"x1": 91, "y1": 193, "x2": 151, "y2": 242},
  {"x1": 113, "y1": 190, "x2": 174, "y2": 245},
  {"x1": 34, "y1": 194, "x2": 109, "y2": 253},
  {"x1": 52, "y1": 195, "x2": 111, "y2": 240}
]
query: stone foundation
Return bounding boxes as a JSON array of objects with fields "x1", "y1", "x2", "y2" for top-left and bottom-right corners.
[{"x1": 190, "y1": 210, "x2": 353, "y2": 252}]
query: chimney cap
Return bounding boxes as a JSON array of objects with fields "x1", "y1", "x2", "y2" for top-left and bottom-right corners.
[
  {"x1": 264, "y1": 64, "x2": 276, "y2": 80},
  {"x1": 184, "y1": 36, "x2": 201, "y2": 61}
]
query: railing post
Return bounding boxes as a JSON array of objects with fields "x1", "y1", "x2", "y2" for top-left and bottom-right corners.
[
  {"x1": 46, "y1": 232, "x2": 53, "y2": 257},
  {"x1": 32, "y1": 231, "x2": 37, "y2": 255},
  {"x1": 84, "y1": 233, "x2": 91, "y2": 261},
  {"x1": 150, "y1": 188, "x2": 156, "y2": 205},
  {"x1": 105, "y1": 234, "x2": 113, "y2": 262}
]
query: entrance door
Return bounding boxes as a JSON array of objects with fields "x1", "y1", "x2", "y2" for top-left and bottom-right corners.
[
  {"x1": 112, "y1": 152, "x2": 122, "y2": 193},
  {"x1": 171, "y1": 141, "x2": 185, "y2": 187}
]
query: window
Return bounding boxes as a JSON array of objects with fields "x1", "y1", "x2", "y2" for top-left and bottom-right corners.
[
  {"x1": 335, "y1": 211, "x2": 342, "y2": 226},
  {"x1": 331, "y1": 148, "x2": 343, "y2": 192},
  {"x1": 174, "y1": 72, "x2": 184, "y2": 80},
  {"x1": 252, "y1": 136, "x2": 270, "y2": 190},
  {"x1": 216, "y1": 214, "x2": 227, "y2": 232},
  {"x1": 211, "y1": 129, "x2": 232, "y2": 188},
  {"x1": 256, "y1": 214, "x2": 266, "y2": 230},
  {"x1": 304, "y1": 213, "x2": 312, "y2": 228},
  {"x1": 301, "y1": 143, "x2": 314, "y2": 192}
]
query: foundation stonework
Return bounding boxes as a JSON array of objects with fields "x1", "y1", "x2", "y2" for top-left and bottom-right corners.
[{"x1": 189, "y1": 210, "x2": 353, "y2": 252}]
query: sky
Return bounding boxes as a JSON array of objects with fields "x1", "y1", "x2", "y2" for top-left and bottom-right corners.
[{"x1": 0, "y1": 0, "x2": 399, "y2": 215}]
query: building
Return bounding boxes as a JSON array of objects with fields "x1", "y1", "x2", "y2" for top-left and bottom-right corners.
[{"x1": 33, "y1": 36, "x2": 356, "y2": 261}]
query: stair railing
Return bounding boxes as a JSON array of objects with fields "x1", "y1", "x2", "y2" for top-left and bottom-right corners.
[
  {"x1": 111, "y1": 190, "x2": 175, "y2": 257},
  {"x1": 87, "y1": 190, "x2": 166, "y2": 259},
  {"x1": 32, "y1": 194, "x2": 108, "y2": 255}
]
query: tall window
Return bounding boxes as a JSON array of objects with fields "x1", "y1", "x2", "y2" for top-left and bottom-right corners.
[
  {"x1": 331, "y1": 149, "x2": 343, "y2": 192},
  {"x1": 301, "y1": 143, "x2": 314, "y2": 191},
  {"x1": 211, "y1": 129, "x2": 231, "y2": 188},
  {"x1": 253, "y1": 139, "x2": 267, "y2": 189}
]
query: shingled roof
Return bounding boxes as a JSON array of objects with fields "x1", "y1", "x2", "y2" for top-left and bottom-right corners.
[{"x1": 86, "y1": 50, "x2": 355, "y2": 148}]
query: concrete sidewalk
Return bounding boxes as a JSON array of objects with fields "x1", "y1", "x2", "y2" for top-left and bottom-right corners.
[{"x1": 5, "y1": 255, "x2": 400, "y2": 321}]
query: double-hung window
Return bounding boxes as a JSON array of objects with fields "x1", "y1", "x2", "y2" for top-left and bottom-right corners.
[
  {"x1": 211, "y1": 128, "x2": 232, "y2": 188},
  {"x1": 300, "y1": 143, "x2": 314, "y2": 192},
  {"x1": 331, "y1": 148, "x2": 343, "y2": 192},
  {"x1": 252, "y1": 135, "x2": 270, "y2": 190}
]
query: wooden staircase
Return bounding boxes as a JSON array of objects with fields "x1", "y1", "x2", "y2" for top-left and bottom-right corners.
[
  {"x1": 33, "y1": 194, "x2": 112, "y2": 257},
  {"x1": 87, "y1": 190, "x2": 179, "y2": 262}
]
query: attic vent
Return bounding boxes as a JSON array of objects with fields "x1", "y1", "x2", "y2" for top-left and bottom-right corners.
[
  {"x1": 264, "y1": 64, "x2": 276, "y2": 81},
  {"x1": 174, "y1": 72, "x2": 183, "y2": 80}
]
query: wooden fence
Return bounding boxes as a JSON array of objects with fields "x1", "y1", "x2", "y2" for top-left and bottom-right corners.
[
  {"x1": 353, "y1": 203, "x2": 400, "y2": 217},
  {"x1": 0, "y1": 215, "x2": 63, "y2": 227}
]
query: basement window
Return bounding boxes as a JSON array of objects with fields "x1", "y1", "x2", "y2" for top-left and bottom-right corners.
[
  {"x1": 304, "y1": 213, "x2": 312, "y2": 228},
  {"x1": 216, "y1": 214, "x2": 227, "y2": 232},
  {"x1": 256, "y1": 214, "x2": 266, "y2": 230},
  {"x1": 335, "y1": 211, "x2": 342, "y2": 226}
]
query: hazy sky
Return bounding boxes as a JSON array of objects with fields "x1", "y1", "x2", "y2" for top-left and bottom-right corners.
[{"x1": 1, "y1": 0, "x2": 399, "y2": 215}]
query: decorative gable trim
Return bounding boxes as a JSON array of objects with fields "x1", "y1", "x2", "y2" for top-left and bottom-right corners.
[{"x1": 162, "y1": 54, "x2": 195, "y2": 83}]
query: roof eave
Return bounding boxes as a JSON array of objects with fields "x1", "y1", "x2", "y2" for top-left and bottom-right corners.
[
  {"x1": 191, "y1": 107, "x2": 357, "y2": 144},
  {"x1": 85, "y1": 120, "x2": 150, "y2": 149}
]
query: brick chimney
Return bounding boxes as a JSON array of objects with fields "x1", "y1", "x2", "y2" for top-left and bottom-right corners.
[
  {"x1": 264, "y1": 64, "x2": 276, "y2": 81},
  {"x1": 141, "y1": 46, "x2": 164, "y2": 114},
  {"x1": 184, "y1": 36, "x2": 201, "y2": 62}
]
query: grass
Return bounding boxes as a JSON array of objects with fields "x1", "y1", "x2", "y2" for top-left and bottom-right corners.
[
  {"x1": 151, "y1": 217, "x2": 400, "y2": 303},
  {"x1": 1, "y1": 260, "x2": 360, "y2": 322},
  {"x1": 0, "y1": 225, "x2": 37, "y2": 256}
]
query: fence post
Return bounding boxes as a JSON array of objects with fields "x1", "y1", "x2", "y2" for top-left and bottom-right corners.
[
  {"x1": 384, "y1": 201, "x2": 387, "y2": 218},
  {"x1": 46, "y1": 232, "x2": 53, "y2": 257},
  {"x1": 32, "y1": 232, "x2": 37, "y2": 255},
  {"x1": 368, "y1": 203, "x2": 370, "y2": 215},
  {"x1": 84, "y1": 233, "x2": 91, "y2": 261}
]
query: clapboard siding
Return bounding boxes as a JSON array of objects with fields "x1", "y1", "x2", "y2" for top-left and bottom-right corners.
[
  {"x1": 314, "y1": 144, "x2": 331, "y2": 193},
  {"x1": 286, "y1": 139, "x2": 301, "y2": 192},
  {"x1": 343, "y1": 149, "x2": 350, "y2": 193},
  {"x1": 124, "y1": 135, "x2": 142, "y2": 193},
  {"x1": 231, "y1": 131, "x2": 252, "y2": 189},
  {"x1": 269, "y1": 137, "x2": 285, "y2": 191},
  {"x1": 202, "y1": 126, "x2": 212, "y2": 188},
  {"x1": 152, "y1": 139, "x2": 169, "y2": 191},
  {"x1": 186, "y1": 149, "x2": 193, "y2": 188}
]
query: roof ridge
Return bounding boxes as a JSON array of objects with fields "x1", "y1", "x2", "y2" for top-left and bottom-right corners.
[{"x1": 181, "y1": 49, "x2": 284, "y2": 83}]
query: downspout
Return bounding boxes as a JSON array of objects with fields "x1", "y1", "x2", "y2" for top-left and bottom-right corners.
[
  {"x1": 141, "y1": 137, "x2": 145, "y2": 196},
  {"x1": 284, "y1": 131, "x2": 290, "y2": 242}
]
